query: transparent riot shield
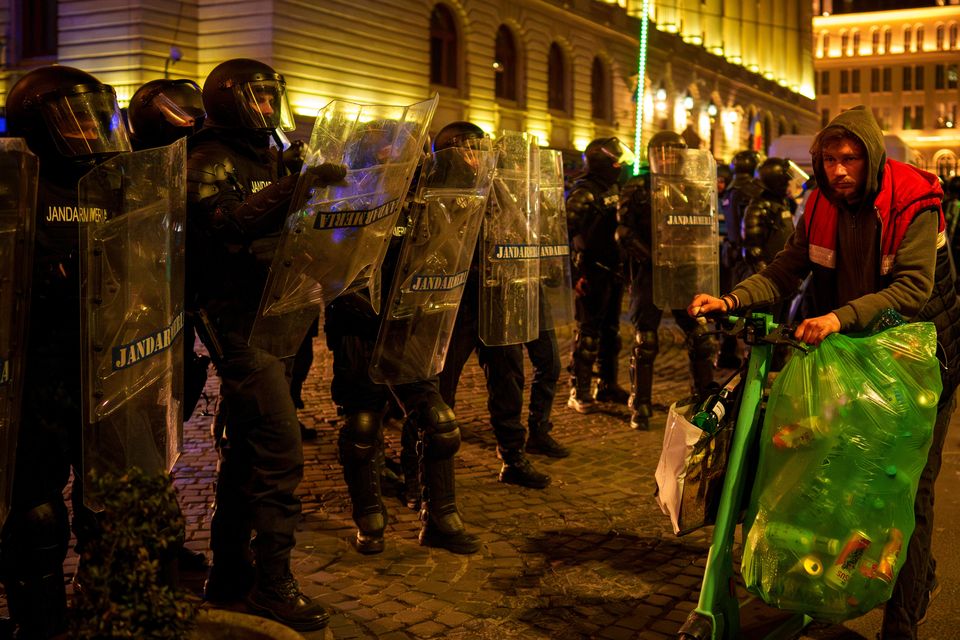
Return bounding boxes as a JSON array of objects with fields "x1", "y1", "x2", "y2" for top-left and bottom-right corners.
[
  {"x1": 537, "y1": 149, "x2": 574, "y2": 331},
  {"x1": 251, "y1": 96, "x2": 438, "y2": 357},
  {"x1": 479, "y1": 131, "x2": 540, "y2": 346},
  {"x1": 651, "y1": 148, "x2": 719, "y2": 310},
  {"x1": 368, "y1": 141, "x2": 498, "y2": 384},
  {"x1": 78, "y1": 139, "x2": 186, "y2": 508},
  {"x1": 0, "y1": 140, "x2": 38, "y2": 529}
]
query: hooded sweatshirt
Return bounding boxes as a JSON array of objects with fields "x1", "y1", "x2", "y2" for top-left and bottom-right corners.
[{"x1": 729, "y1": 106, "x2": 942, "y2": 331}]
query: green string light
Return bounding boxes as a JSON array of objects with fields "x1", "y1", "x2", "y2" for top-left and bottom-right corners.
[{"x1": 632, "y1": 0, "x2": 651, "y2": 176}]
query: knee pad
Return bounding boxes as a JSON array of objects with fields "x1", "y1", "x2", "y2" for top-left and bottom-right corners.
[
  {"x1": 418, "y1": 403, "x2": 460, "y2": 460},
  {"x1": 1, "y1": 502, "x2": 70, "y2": 578},
  {"x1": 635, "y1": 331, "x2": 659, "y2": 363},
  {"x1": 338, "y1": 411, "x2": 382, "y2": 464},
  {"x1": 575, "y1": 332, "x2": 600, "y2": 363}
]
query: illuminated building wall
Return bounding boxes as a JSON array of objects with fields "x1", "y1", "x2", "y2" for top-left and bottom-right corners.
[
  {"x1": 2, "y1": 0, "x2": 817, "y2": 162},
  {"x1": 813, "y1": 4, "x2": 960, "y2": 176}
]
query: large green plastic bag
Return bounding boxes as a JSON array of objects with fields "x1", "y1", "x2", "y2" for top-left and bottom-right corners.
[{"x1": 741, "y1": 320, "x2": 940, "y2": 622}]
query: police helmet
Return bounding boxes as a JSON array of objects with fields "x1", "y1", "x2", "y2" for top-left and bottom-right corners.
[
  {"x1": 432, "y1": 121, "x2": 485, "y2": 152},
  {"x1": 757, "y1": 157, "x2": 791, "y2": 198},
  {"x1": 647, "y1": 130, "x2": 686, "y2": 176},
  {"x1": 731, "y1": 149, "x2": 762, "y2": 176},
  {"x1": 202, "y1": 58, "x2": 295, "y2": 132},
  {"x1": 128, "y1": 78, "x2": 205, "y2": 148},
  {"x1": 584, "y1": 137, "x2": 635, "y2": 183},
  {"x1": 6, "y1": 65, "x2": 131, "y2": 161}
]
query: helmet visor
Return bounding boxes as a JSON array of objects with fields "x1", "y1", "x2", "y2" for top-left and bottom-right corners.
[
  {"x1": 40, "y1": 86, "x2": 131, "y2": 158},
  {"x1": 148, "y1": 80, "x2": 206, "y2": 129},
  {"x1": 648, "y1": 145, "x2": 685, "y2": 175},
  {"x1": 231, "y1": 79, "x2": 295, "y2": 132},
  {"x1": 602, "y1": 138, "x2": 636, "y2": 168}
]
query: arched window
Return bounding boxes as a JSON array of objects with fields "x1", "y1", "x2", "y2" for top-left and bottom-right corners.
[
  {"x1": 852, "y1": 30, "x2": 860, "y2": 56},
  {"x1": 916, "y1": 25, "x2": 924, "y2": 52},
  {"x1": 884, "y1": 27, "x2": 892, "y2": 53},
  {"x1": 871, "y1": 28, "x2": 880, "y2": 54},
  {"x1": 904, "y1": 26, "x2": 912, "y2": 52},
  {"x1": 820, "y1": 32, "x2": 830, "y2": 57},
  {"x1": 841, "y1": 31, "x2": 849, "y2": 56},
  {"x1": 590, "y1": 57, "x2": 610, "y2": 121},
  {"x1": 950, "y1": 23, "x2": 958, "y2": 49},
  {"x1": 494, "y1": 25, "x2": 517, "y2": 101},
  {"x1": 429, "y1": 4, "x2": 458, "y2": 88},
  {"x1": 547, "y1": 43, "x2": 567, "y2": 112},
  {"x1": 937, "y1": 24, "x2": 945, "y2": 50}
]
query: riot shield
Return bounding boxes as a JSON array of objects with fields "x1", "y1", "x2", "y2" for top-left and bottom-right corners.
[
  {"x1": 651, "y1": 148, "x2": 719, "y2": 310},
  {"x1": 537, "y1": 149, "x2": 574, "y2": 331},
  {"x1": 0, "y1": 139, "x2": 38, "y2": 529},
  {"x1": 251, "y1": 96, "x2": 438, "y2": 357},
  {"x1": 368, "y1": 141, "x2": 498, "y2": 384},
  {"x1": 479, "y1": 131, "x2": 540, "y2": 346},
  {"x1": 78, "y1": 139, "x2": 186, "y2": 508}
]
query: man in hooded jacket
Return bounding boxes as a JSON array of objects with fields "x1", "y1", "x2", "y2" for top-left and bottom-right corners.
[{"x1": 688, "y1": 106, "x2": 960, "y2": 640}]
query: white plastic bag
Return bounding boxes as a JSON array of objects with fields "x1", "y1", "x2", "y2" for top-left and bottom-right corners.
[{"x1": 654, "y1": 399, "x2": 702, "y2": 534}]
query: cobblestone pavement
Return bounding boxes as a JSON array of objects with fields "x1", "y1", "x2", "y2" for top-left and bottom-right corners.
[
  {"x1": 11, "y1": 315, "x2": 955, "y2": 639},
  {"x1": 175, "y1": 318, "x2": 718, "y2": 640}
]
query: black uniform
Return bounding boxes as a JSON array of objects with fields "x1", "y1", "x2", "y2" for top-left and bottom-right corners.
[
  {"x1": 0, "y1": 65, "x2": 131, "y2": 640},
  {"x1": 186, "y1": 57, "x2": 330, "y2": 632},
  {"x1": 326, "y1": 197, "x2": 480, "y2": 555},
  {"x1": 566, "y1": 172, "x2": 624, "y2": 407},
  {"x1": 616, "y1": 174, "x2": 714, "y2": 430}
]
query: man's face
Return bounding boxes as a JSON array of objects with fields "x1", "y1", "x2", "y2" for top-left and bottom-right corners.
[
  {"x1": 252, "y1": 86, "x2": 276, "y2": 117},
  {"x1": 821, "y1": 138, "x2": 866, "y2": 203}
]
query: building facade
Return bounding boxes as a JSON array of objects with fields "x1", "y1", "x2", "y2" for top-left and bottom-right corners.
[
  {"x1": 813, "y1": 1, "x2": 960, "y2": 177},
  {"x1": 2, "y1": 0, "x2": 816, "y2": 163}
]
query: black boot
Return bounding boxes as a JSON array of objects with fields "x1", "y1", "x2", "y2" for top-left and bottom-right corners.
[
  {"x1": 568, "y1": 332, "x2": 598, "y2": 413},
  {"x1": 1, "y1": 502, "x2": 70, "y2": 639},
  {"x1": 595, "y1": 379, "x2": 630, "y2": 404},
  {"x1": 629, "y1": 351, "x2": 655, "y2": 431},
  {"x1": 204, "y1": 554, "x2": 255, "y2": 605},
  {"x1": 498, "y1": 449, "x2": 551, "y2": 488},
  {"x1": 595, "y1": 355, "x2": 629, "y2": 404},
  {"x1": 400, "y1": 417, "x2": 421, "y2": 511},
  {"x1": 420, "y1": 455, "x2": 479, "y2": 554},
  {"x1": 525, "y1": 422, "x2": 570, "y2": 458},
  {"x1": 246, "y1": 572, "x2": 330, "y2": 631},
  {"x1": 338, "y1": 415, "x2": 387, "y2": 555}
]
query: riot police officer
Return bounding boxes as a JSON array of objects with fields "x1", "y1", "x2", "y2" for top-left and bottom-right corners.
[
  {"x1": 185, "y1": 58, "x2": 336, "y2": 631},
  {"x1": 724, "y1": 150, "x2": 762, "y2": 289},
  {"x1": 741, "y1": 157, "x2": 797, "y2": 276},
  {"x1": 127, "y1": 77, "x2": 212, "y2": 423},
  {"x1": 0, "y1": 64, "x2": 132, "y2": 639},
  {"x1": 436, "y1": 121, "x2": 551, "y2": 489},
  {"x1": 326, "y1": 137, "x2": 481, "y2": 556},
  {"x1": 566, "y1": 137, "x2": 632, "y2": 413},
  {"x1": 616, "y1": 131, "x2": 715, "y2": 430}
]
